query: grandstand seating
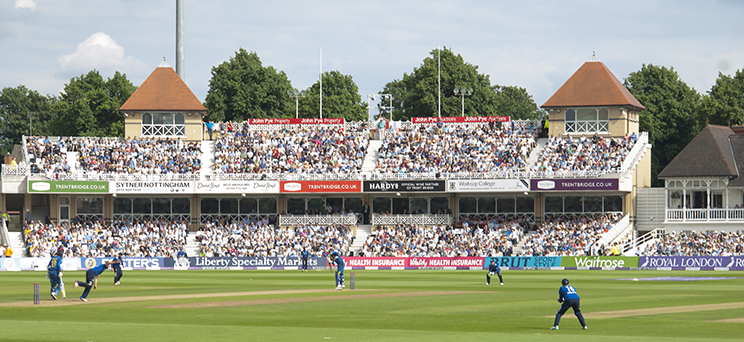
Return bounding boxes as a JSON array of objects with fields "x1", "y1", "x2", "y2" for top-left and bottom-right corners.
[
  {"x1": 519, "y1": 214, "x2": 619, "y2": 257},
  {"x1": 375, "y1": 122, "x2": 537, "y2": 174},
  {"x1": 213, "y1": 122, "x2": 368, "y2": 174},
  {"x1": 195, "y1": 219, "x2": 353, "y2": 257},
  {"x1": 23, "y1": 218, "x2": 188, "y2": 258},
  {"x1": 532, "y1": 134, "x2": 634, "y2": 172}
]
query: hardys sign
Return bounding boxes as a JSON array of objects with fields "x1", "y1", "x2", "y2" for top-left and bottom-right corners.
[{"x1": 363, "y1": 180, "x2": 445, "y2": 192}]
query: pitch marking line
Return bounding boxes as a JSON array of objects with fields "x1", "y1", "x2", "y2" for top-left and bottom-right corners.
[
  {"x1": 0, "y1": 289, "x2": 336, "y2": 307},
  {"x1": 711, "y1": 318, "x2": 744, "y2": 323},
  {"x1": 150, "y1": 291, "x2": 489, "y2": 309},
  {"x1": 586, "y1": 302, "x2": 744, "y2": 319}
]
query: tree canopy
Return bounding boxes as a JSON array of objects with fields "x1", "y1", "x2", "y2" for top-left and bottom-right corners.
[
  {"x1": 492, "y1": 85, "x2": 546, "y2": 120},
  {"x1": 699, "y1": 68, "x2": 744, "y2": 127},
  {"x1": 380, "y1": 47, "x2": 543, "y2": 121},
  {"x1": 47, "y1": 70, "x2": 135, "y2": 137},
  {"x1": 624, "y1": 64, "x2": 701, "y2": 186},
  {"x1": 297, "y1": 71, "x2": 367, "y2": 121},
  {"x1": 205, "y1": 49, "x2": 293, "y2": 122},
  {"x1": 0, "y1": 85, "x2": 55, "y2": 155}
]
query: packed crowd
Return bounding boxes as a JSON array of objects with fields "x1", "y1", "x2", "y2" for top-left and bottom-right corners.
[
  {"x1": 213, "y1": 122, "x2": 369, "y2": 174},
  {"x1": 26, "y1": 136, "x2": 201, "y2": 175},
  {"x1": 195, "y1": 218, "x2": 353, "y2": 257},
  {"x1": 641, "y1": 230, "x2": 744, "y2": 256},
  {"x1": 375, "y1": 122, "x2": 537, "y2": 174},
  {"x1": 360, "y1": 219, "x2": 525, "y2": 257},
  {"x1": 532, "y1": 133, "x2": 635, "y2": 172},
  {"x1": 518, "y1": 214, "x2": 619, "y2": 257},
  {"x1": 23, "y1": 218, "x2": 188, "y2": 258}
]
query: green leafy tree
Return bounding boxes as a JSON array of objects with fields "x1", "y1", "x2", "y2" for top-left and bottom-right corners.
[
  {"x1": 205, "y1": 49, "x2": 293, "y2": 121},
  {"x1": 624, "y1": 64, "x2": 701, "y2": 186},
  {"x1": 492, "y1": 85, "x2": 546, "y2": 120},
  {"x1": 381, "y1": 47, "x2": 501, "y2": 120},
  {"x1": 699, "y1": 69, "x2": 744, "y2": 126},
  {"x1": 297, "y1": 71, "x2": 367, "y2": 121},
  {"x1": 48, "y1": 70, "x2": 135, "y2": 137},
  {"x1": 0, "y1": 85, "x2": 55, "y2": 155}
]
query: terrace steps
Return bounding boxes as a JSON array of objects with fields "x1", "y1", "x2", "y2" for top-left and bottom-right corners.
[
  {"x1": 350, "y1": 224, "x2": 371, "y2": 256},
  {"x1": 525, "y1": 138, "x2": 548, "y2": 170},
  {"x1": 7, "y1": 232, "x2": 24, "y2": 255},
  {"x1": 512, "y1": 230, "x2": 537, "y2": 255},
  {"x1": 200, "y1": 140, "x2": 214, "y2": 175},
  {"x1": 185, "y1": 233, "x2": 200, "y2": 257},
  {"x1": 361, "y1": 140, "x2": 383, "y2": 173}
]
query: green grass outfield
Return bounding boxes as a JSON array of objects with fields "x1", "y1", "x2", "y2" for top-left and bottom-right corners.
[{"x1": 2, "y1": 269, "x2": 744, "y2": 341}]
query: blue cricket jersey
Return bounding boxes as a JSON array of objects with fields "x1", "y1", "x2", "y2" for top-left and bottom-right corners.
[
  {"x1": 489, "y1": 262, "x2": 500, "y2": 273},
  {"x1": 301, "y1": 250, "x2": 309, "y2": 260},
  {"x1": 47, "y1": 255, "x2": 62, "y2": 273},
  {"x1": 112, "y1": 256, "x2": 123, "y2": 271},
  {"x1": 330, "y1": 251, "x2": 345, "y2": 268},
  {"x1": 90, "y1": 263, "x2": 108, "y2": 276},
  {"x1": 558, "y1": 285, "x2": 580, "y2": 302}
]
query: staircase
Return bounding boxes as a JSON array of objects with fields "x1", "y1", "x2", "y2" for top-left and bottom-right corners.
[
  {"x1": 512, "y1": 231, "x2": 536, "y2": 255},
  {"x1": 184, "y1": 234, "x2": 200, "y2": 257},
  {"x1": 8, "y1": 232, "x2": 24, "y2": 256},
  {"x1": 361, "y1": 140, "x2": 383, "y2": 173},
  {"x1": 525, "y1": 138, "x2": 547, "y2": 170},
  {"x1": 200, "y1": 140, "x2": 215, "y2": 175},
  {"x1": 350, "y1": 224, "x2": 371, "y2": 255}
]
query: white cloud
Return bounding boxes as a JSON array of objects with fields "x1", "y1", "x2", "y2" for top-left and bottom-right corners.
[
  {"x1": 14, "y1": 0, "x2": 36, "y2": 10},
  {"x1": 57, "y1": 31, "x2": 148, "y2": 79}
]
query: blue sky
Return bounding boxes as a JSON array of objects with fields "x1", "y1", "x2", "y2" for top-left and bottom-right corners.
[{"x1": 1, "y1": 0, "x2": 743, "y2": 111}]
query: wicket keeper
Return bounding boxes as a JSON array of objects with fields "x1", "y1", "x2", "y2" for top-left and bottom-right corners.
[{"x1": 486, "y1": 259, "x2": 503, "y2": 285}]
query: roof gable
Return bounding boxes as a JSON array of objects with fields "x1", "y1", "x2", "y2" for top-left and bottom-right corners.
[
  {"x1": 120, "y1": 66, "x2": 206, "y2": 112},
  {"x1": 541, "y1": 61, "x2": 645, "y2": 110},
  {"x1": 658, "y1": 125, "x2": 738, "y2": 178}
]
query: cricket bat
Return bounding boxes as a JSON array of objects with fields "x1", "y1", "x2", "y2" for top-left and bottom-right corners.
[
  {"x1": 61, "y1": 281, "x2": 66, "y2": 299},
  {"x1": 326, "y1": 258, "x2": 334, "y2": 274}
]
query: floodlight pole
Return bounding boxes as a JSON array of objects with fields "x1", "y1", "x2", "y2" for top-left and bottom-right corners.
[{"x1": 453, "y1": 88, "x2": 473, "y2": 117}]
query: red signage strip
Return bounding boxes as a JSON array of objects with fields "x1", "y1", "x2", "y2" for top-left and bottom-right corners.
[
  {"x1": 280, "y1": 181, "x2": 362, "y2": 193},
  {"x1": 343, "y1": 257, "x2": 484, "y2": 268},
  {"x1": 247, "y1": 118, "x2": 345, "y2": 125},
  {"x1": 411, "y1": 116, "x2": 510, "y2": 124}
]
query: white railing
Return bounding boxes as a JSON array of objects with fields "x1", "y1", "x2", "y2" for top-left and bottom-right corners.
[
  {"x1": 623, "y1": 227, "x2": 664, "y2": 254},
  {"x1": 279, "y1": 214, "x2": 359, "y2": 226},
  {"x1": 666, "y1": 208, "x2": 744, "y2": 222},
  {"x1": 597, "y1": 214, "x2": 631, "y2": 246},
  {"x1": 371, "y1": 214, "x2": 452, "y2": 226},
  {"x1": 620, "y1": 132, "x2": 649, "y2": 174},
  {"x1": 1, "y1": 164, "x2": 29, "y2": 176}
]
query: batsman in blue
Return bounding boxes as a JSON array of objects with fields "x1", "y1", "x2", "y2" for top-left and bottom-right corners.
[
  {"x1": 47, "y1": 248, "x2": 63, "y2": 300},
  {"x1": 328, "y1": 250, "x2": 345, "y2": 290}
]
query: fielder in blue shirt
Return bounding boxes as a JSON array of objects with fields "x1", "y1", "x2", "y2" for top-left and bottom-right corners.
[
  {"x1": 300, "y1": 249, "x2": 310, "y2": 272},
  {"x1": 74, "y1": 260, "x2": 117, "y2": 302},
  {"x1": 551, "y1": 278, "x2": 587, "y2": 330},
  {"x1": 328, "y1": 250, "x2": 345, "y2": 290},
  {"x1": 47, "y1": 248, "x2": 63, "y2": 300},
  {"x1": 112, "y1": 254, "x2": 123, "y2": 285},
  {"x1": 486, "y1": 259, "x2": 504, "y2": 285}
]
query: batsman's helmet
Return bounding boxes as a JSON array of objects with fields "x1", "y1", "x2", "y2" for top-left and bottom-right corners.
[
  {"x1": 561, "y1": 278, "x2": 569, "y2": 285},
  {"x1": 57, "y1": 247, "x2": 64, "y2": 256}
]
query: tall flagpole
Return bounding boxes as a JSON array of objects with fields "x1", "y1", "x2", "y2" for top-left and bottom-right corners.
[
  {"x1": 438, "y1": 45, "x2": 441, "y2": 118},
  {"x1": 320, "y1": 46, "x2": 323, "y2": 119}
]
